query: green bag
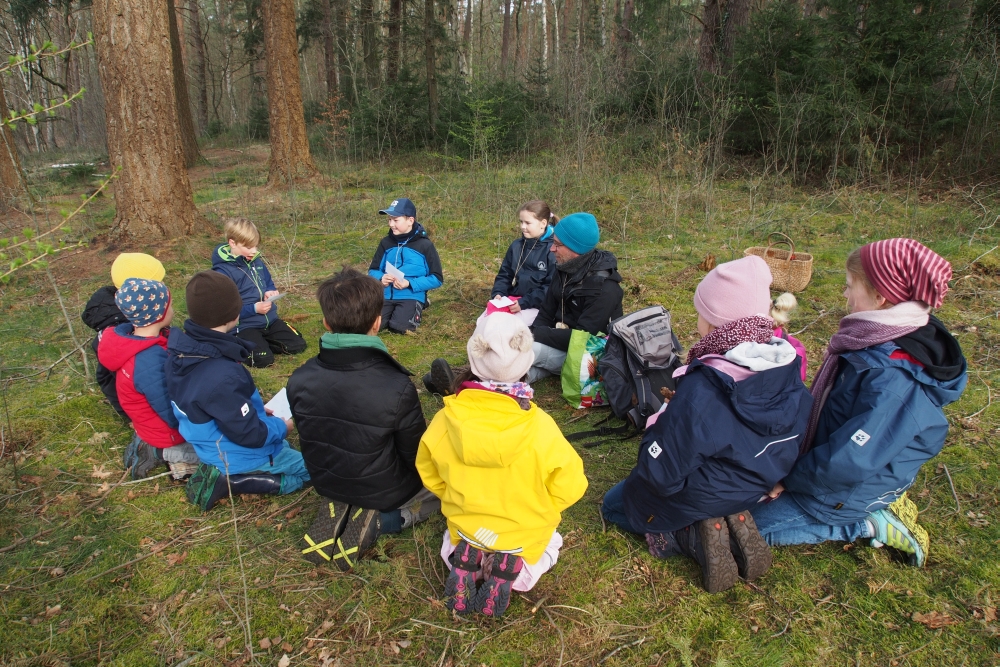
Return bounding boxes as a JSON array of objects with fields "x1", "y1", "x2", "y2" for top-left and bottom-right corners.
[{"x1": 561, "y1": 329, "x2": 608, "y2": 409}]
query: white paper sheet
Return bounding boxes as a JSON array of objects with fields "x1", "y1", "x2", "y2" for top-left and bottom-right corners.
[
  {"x1": 264, "y1": 387, "x2": 292, "y2": 421},
  {"x1": 490, "y1": 296, "x2": 516, "y2": 308},
  {"x1": 384, "y1": 262, "x2": 406, "y2": 280},
  {"x1": 265, "y1": 292, "x2": 285, "y2": 302}
]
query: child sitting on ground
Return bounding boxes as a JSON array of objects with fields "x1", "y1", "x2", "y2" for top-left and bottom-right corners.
[
  {"x1": 288, "y1": 267, "x2": 439, "y2": 570},
  {"x1": 416, "y1": 313, "x2": 588, "y2": 617},
  {"x1": 771, "y1": 292, "x2": 808, "y2": 381},
  {"x1": 212, "y1": 217, "x2": 307, "y2": 368},
  {"x1": 96, "y1": 278, "x2": 199, "y2": 480},
  {"x1": 367, "y1": 198, "x2": 443, "y2": 334},
  {"x1": 166, "y1": 271, "x2": 310, "y2": 511},
  {"x1": 82, "y1": 252, "x2": 166, "y2": 419},
  {"x1": 485, "y1": 200, "x2": 558, "y2": 326}
]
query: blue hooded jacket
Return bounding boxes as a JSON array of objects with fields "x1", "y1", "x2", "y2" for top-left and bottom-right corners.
[
  {"x1": 165, "y1": 320, "x2": 288, "y2": 474},
  {"x1": 211, "y1": 243, "x2": 277, "y2": 331},
  {"x1": 784, "y1": 338, "x2": 967, "y2": 524},
  {"x1": 622, "y1": 357, "x2": 812, "y2": 533},
  {"x1": 368, "y1": 223, "x2": 443, "y2": 304}
]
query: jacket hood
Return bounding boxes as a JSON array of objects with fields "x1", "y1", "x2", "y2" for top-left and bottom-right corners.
[
  {"x1": 213, "y1": 243, "x2": 258, "y2": 267},
  {"x1": 893, "y1": 315, "x2": 966, "y2": 382},
  {"x1": 562, "y1": 249, "x2": 622, "y2": 284},
  {"x1": 99, "y1": 323, "x2": 166, "y2": 372},
  {"x1": 82, "y1": 286, "x2": 128, "y2": 332},
  {"x1": 389, "y1": 222, "x2": 428, "y2": 245},
  {"x1": 167, "y1": 320, "x2": 252, "y2": 376},
  {"x1": 442, "y1": 390, "x2": 534, "y2": 468},
  {"x1": 690, "y1": 357, "x2": 808, "y2": 436},
  {"x1": 854, "y1": 342, "x2": 967, "y2": 407}
]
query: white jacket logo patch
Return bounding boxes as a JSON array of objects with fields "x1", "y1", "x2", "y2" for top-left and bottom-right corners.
[
  {"x1": 240, "y1": 403, "x2": 250, "y2": 417},
  {"x1": 851, "y1": 429, "x2": 870, "y2": 446},
  {"x1": 648, "y1": 441, "x2": 662, "y2": 459}
]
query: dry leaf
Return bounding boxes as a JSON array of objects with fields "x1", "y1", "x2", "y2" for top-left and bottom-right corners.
[
  {"x1": 45, "y1": 604, "x2": 62, "y2": 618},
  {"x1": 279, "y1": 604, "x2": 292, "y2": 612},
  {"x1": 21, "y1": 475, "x2": 44, "y2": 486},
  {"x1": 90, "y1": 465, "x2": 113, "y2": 479},
  {"x1": 165, "y1": 552, "x2": 188, "y2": 567},
  {"x1": 397, "y1": 640, "x2": 411, "y2": 649},
  {"x1": 50, "y1": 567, "x2": 65, "y2": 578},
  {"x1": 912, "y1": 611, "x2": 958, "y2": 629},
  {"x1": 281, "y1": 642, "x2": 293, "y2": 653},
  {"x1": 198, "y1": 566, "x2": 210, "y2": 576},
  {"x1": 985, "y1": 607, "x2": 997, "y2": 622},
  {"x1": 87, "y1": 432, "x2": 110, "y2": 444},
  {"x1": 278, "y1": 655, "x2": 290, "y2": 667},
  {"x1": 698, "y1": 254, "x2": 716, "y2": 271},
  {"x1": 285, "y1": 506, "x2": 303, "y2": 520},
  {"x1": 259, "y1": 638, "x2": 272, "y2": 650}
]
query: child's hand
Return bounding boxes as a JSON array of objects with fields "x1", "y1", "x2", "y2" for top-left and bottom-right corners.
[
  {"x1": 283, "y1": 417, "x2": 295, "y2": 432},
  {"x1": 508, "y1": 301, "x2": 522, "y2": 314},
  {"x1": 264, "y1": 290, "x2": 279, "y2": 301},
  {"x1": 767, "y1": 482, "x2": 785, "y2": 499},
  {"x1": 381, "y1": 274, "x2": 394, "y2": 286},
  {"x1": 392, "y1": 277, "x2": 410, "y2": 289},
  {"x1": 255, "y1": 301, "x2": 273, "y2": 314}
]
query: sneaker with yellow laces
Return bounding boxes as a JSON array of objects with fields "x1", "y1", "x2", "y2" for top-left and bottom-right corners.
[
  {"x1": 868, "y1": 493, "x2": 929, "y2": 567},
  {"x1": 301, "y1": 499, "x2": 350, "y2": 565}
]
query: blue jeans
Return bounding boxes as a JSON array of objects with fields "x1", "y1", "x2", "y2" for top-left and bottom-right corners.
[
  {"x1": 601, "y1": 481, "x2": 640, "y2": 534},
  {"x1": 247, "y1": 443, "x2": 310, "y2": 495},
  {"x1": 751, "y1": 493, "x2": 870, "y2": 546}
]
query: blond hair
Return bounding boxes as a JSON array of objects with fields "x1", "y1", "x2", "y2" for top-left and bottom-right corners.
[
  {"x1": 770, "y1": 292, "x2": 798, "y2": 327},
  {"x1": 846, "y1": 247, "x2": 884, "y2": 302},
  {"x1": 224, "y1": 217, "x2": 260, "y2": 247}
]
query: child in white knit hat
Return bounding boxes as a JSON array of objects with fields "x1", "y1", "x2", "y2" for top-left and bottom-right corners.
[{"x1": 415, "y1": 313, "x2": 588, "y2": 617}]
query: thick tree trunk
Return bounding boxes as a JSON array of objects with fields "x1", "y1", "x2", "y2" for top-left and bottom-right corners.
[
  {"x1": 92, "y1": 0, "x2": 202, "y2": 240},
  {"x1": 699, "y1": 0, "x2": 721, "y2": 75},
  {"x1": 188, "y1": 0, "x2": 210, "y2": 133},
  {"x1": 167, "y1": 0, "x2": 201, "y2": 165},
  {"x1": 501, "y1": 0, "x2": 512, "y2": 71},
  {"x1": 261, "y1": 0, "x2": 319, "y2": 185},
  {"x1": 425, "y1": 0, "x2": 438, "y2": 130},
  {"x1": 388, "y1": 0, "x2": 402, "y2": 81},
  {"x1": 321, "y1": 0, "x2": 339, "y2": 95},
  {"x1": 720, "y1": 0, "x2": 751, "y2": 63},
  {"x1": 361, "y1": 0, "x2": 379, "y2": 86},
  {"x1": 0, "y1": 79, "x2": 29, "y2": 207},
  {"x1": 335, "y1": 0, "x2": 352, "y2": 100}
]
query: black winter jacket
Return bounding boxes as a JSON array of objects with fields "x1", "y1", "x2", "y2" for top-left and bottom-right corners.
[
  {"x1": 491, "y1": 228, "x2": 556, "y2": 310},
  {"x1": 531, "y1": 249, "x2": 624, "y2": 350},
  {"x1": 82, "y1": 285, "x2": 129, "y2": 417},
  {"x1": 287, "y1": 344, "x2": 426, "y2": 510}
]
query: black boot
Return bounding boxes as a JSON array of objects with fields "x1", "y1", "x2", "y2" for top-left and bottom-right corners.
[{"x1": 429, "y1": 358, "x2": 456, "y2": 396}]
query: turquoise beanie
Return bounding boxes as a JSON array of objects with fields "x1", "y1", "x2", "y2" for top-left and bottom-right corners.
[{"x1": 553, "y1": 212, "x2": 600, "y2": 255}]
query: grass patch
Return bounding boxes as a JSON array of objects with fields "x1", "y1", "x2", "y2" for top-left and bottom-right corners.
[{"x1": 1, "y1": 146, "x2": 998, "y2": 665}]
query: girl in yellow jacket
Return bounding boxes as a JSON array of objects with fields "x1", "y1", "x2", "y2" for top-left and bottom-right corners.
[{"x1": 416, "y1": 313, "x2": 588, "y2": 617}]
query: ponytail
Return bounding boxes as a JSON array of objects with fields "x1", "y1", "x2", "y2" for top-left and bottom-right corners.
[{"x1": 770, "y1": 292, "x2": 798, "y2": 327}]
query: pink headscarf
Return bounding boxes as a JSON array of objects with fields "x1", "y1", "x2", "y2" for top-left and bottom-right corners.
[{"x1": 860, "y1": 238, "x2": 952, "y2": 308}]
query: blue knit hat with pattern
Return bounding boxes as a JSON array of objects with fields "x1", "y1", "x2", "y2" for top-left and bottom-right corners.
[
  {"x1": 115, "y1": 278, "x2": 171, "y2": 328},
  {"x1": 552, "y1": 212, "x2": 600, "y2": 254}
]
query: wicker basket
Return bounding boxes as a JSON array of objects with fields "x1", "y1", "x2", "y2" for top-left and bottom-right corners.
[{"x1": 744, "y1": 232, "x2": 813, "y2": 293}]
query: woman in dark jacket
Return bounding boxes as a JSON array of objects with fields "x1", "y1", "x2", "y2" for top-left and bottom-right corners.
[
  {"x1": 487, "y1": 200, "x2": 557, "y2": 325},
  {"x1": 753, "y1": 239, "x2": 966, "y2": 568},
  {"x1": 602, "y1": 256, "x2": 812, "y2": 593}
]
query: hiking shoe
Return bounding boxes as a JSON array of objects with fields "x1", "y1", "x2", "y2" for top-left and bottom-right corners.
[
  {"x1": 429, "y1": 358, "x2": 456, "y2": 396},
  {"x1": 473, "y1": 551, "x2": 524, "y2": 617},
  {"x1": 444, "y1": 540, "x2": 484, "y2": 615},
  {"x1": 329, "y1": 507, "x2": 381, "y2": 572},
  {"x1": 122, "y1": 433, "x2": 142, "y2": 472},
  {"x1": 679, "y1": 518, "x2": 739, "y2": 593},
  {"x1": 301, "y1": 499, "x2": 351, "y2": 565},
  {"x1": 725, "y1": 511, "x2": 772, "y2": 580},
  {"x1": 131, "y1": 440, "x2": 164, "y2": 480},
  {"x1": 870, "y1": 494, "x2": 928, "y2": 567}
]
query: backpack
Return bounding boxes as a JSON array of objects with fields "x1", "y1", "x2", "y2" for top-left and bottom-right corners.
[{"x1": 566, "y1": 306, "x2": 683, "y2": 446}]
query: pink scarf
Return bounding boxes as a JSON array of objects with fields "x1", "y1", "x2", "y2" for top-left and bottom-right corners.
[
  {"x1": 686, "y1": 315, "x2": 775, "y2": 365},
  {"x1": 801, "y1": 301, "x2": 930, "y2": 454}
]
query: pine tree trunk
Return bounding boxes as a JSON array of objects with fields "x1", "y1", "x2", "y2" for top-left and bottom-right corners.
[
  {"x1": 699, "y1": 0, "x2": 721, "y2": 74},
  {"x1": 388, "y1": 0, "x2": 402, "y2": 81},
  {"x1": 188, "y1": 0, "x2": 210, "y2": 133},
  {"x1": 321, "y1": 0, "x2": 338, "y2": 97},
  {"x1": 361, "y1": 0, "x2": 379, "y2": 86},
  {"x1": 720, "y1": 0, "x2": 750, "y2": 63},
  {"x1": 501, "y1": 0, "x2": 512, "y2": 71},
  {"x1": 425, "y1": 0, "x2": 438, "y2": 131},
  {"x1": 92, "y1": 0, "x2": 202, "y2": 240},
  {"x1": 335, "y1": 0, "x2": 352, "y2": 100},
  {"x1": 167, "y1": 0, "x2": 201, "y2": 165},
  {"x1": 0, "y1": 78, "x2": 29, "y2": 207},
  {"x1": 261, "y1": 0, "x2": 319, "y2": 185}
]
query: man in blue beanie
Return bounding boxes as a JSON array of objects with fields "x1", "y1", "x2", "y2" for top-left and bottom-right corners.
[{"x1": 527, "y1": 212, "x2": 623, "y2": 382}]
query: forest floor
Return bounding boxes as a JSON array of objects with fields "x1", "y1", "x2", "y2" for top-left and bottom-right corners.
[{"x1": 1, "y1": 144, "x2": 999, "y2": 667}]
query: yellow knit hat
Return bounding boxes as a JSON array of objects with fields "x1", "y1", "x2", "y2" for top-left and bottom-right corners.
[{"x1": 111, "y1": 253, "x2": 165, "y2": 288}]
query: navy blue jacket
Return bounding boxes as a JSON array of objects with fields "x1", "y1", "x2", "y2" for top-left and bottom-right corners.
[
  {"x1": 784, "y1": 338, "x2": 967, "y2": 524},
  {"x1": 165, "y1": 320, "x2": 288, "y2": 474},
  {"x1": 212, "y1": 244, "x2": 278, "y2": 331},
  {"x1": 622, "y1": 358, "x2": 812, "y2": 533},
  {"x1": 368, "y1": 224, "x2": 443, "y2": 304},
  {"x1": 491, "y1": 227, "x2": 556, "y2": 310}
]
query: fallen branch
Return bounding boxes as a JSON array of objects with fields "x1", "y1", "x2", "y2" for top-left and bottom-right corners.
[
  {"x1": 942, "y1": 464, "x2": 961, "y2": 516},
  {"x1": 599, "y1": 636, "x2": 647, "y2": 664}
]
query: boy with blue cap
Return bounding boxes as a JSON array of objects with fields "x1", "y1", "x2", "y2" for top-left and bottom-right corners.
[
  {"x1": 527, "y1": 212, "x2": 623, "y2": 382},
  {"x1": 368, "y1": 198, "x2": 444, "y2": 334}
]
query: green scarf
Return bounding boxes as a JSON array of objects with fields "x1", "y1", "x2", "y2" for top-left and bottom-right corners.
[{"x1": 320, "y1": 332, "x2": 389, "y2": 354}]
